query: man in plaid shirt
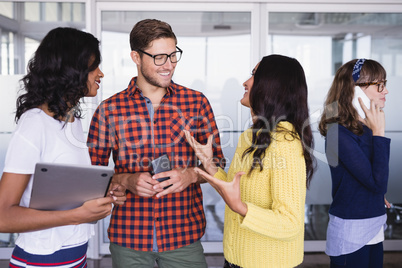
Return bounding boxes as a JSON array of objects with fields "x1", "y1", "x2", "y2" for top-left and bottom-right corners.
[{"x1": 87, "y1": 19, "x2": 224, "y2": 267}]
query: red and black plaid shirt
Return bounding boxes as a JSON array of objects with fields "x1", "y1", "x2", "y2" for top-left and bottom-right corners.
[{"x1": 87, "y1": 77, "x2": 224, "y2": 252}]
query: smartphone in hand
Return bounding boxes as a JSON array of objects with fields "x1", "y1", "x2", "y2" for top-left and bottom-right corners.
[
  {"x1": 352, "y1": 86, "x2": 371, "y2": 119},
  {"x1": 151, "y1": 154, "x2": 172, "y2": 189}
]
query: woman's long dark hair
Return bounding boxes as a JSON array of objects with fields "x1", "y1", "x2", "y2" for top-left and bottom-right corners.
[
  {"x1": 243, "y1": 54, "x2": 315, "y2": 188},
  {"x1": 16, "y1": 27, "x2": 101, "y2": 122}
]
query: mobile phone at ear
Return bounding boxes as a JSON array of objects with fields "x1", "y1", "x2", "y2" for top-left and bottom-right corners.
[{"x1": 352, "y1": 86, "x2": 371, "y2": 119}]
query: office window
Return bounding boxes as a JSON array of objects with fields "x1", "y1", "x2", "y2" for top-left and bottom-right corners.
[{"x1": 0, "y1": 2, "x2": 13, "y2": 18}]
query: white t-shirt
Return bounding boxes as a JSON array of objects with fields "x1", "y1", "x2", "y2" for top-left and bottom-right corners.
[{"x1": 3, "y1": 108, "x2": 94, "y2": 255}]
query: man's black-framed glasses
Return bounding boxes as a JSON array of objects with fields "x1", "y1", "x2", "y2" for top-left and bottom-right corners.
[
  {"x1": 355, "y1": 80, "x2": 387, "y2": 93},
  {"x1": 137, "y1": 46, "x2": 183, "y2": 66}
]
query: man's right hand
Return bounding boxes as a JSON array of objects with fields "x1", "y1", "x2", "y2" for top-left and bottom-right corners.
[{"x1": 113, "y1": 172, "x2": 159, "y2": 197}]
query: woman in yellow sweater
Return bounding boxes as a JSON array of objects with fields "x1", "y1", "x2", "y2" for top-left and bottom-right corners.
[{"x1": 185, "y1": 54, "x2": 315, "y2": 267}]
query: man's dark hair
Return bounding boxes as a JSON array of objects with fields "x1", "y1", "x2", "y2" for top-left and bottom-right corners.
[{"x1": 129, "y1": 19, "x2": 177, "y2": 51}]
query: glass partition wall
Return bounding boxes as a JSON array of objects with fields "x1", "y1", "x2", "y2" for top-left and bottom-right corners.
[{"x1": 0, "y1": 0, "x2": 401, "y2": 259}]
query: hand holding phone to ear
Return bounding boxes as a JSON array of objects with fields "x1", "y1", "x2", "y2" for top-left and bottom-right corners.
[{"x1": 358, "y1": 97, "x2": 386, "y2": 137}]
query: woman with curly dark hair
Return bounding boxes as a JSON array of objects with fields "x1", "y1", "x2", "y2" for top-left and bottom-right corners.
[
  {"x1": 319, "y1": 59, "x2": 390, "y2": 267},
  {"x1": 184, "y1": 54, "x2": 315, "y2": 267},
  {"x1": 16, "y1": 27, "x2": 102, "y2": 121},
  {"x1": 0, "y1": 27, "x2": 124, "y2": 268}
]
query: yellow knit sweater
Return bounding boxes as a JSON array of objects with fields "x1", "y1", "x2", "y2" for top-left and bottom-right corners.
[{"x1": 214, "y1": 121, "x2": 306, "y2": 268}]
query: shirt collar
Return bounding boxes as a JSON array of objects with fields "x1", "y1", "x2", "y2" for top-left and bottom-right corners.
[{"x1": 127, "y1": 77, "x2": 176, "y2": 97}]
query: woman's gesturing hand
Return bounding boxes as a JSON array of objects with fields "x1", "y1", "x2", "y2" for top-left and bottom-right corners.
[
  {"x1": 184, "y1": 130, "x2": 218, "y2": 175},
  {"x1": 194, "y1": 168, "x2": 248, "y2": 217}
]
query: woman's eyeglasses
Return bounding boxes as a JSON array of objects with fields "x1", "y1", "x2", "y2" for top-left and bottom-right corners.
[{"x1": 355, "y1": 80, "x2": 387, "y2": 93}]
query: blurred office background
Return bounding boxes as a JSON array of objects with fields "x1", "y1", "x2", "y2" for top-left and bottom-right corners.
[{"x1": 0, "y1": 0, "x2": 401, "y2": 260}]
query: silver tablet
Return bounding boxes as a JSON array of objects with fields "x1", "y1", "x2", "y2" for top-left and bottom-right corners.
[{"x1": 29, "y1": 162, "x2": 114, "y2": 211}]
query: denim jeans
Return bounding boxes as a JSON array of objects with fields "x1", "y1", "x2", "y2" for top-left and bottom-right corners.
[{"x1": 330, "y1": 242, "x2": 383, "y2": 268}]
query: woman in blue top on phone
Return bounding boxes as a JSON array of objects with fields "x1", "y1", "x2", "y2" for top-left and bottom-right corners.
[{"x1": 319, "y1": 59, "x2": 390, "y2": 267}]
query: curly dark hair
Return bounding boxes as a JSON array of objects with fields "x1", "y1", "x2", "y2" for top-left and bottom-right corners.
[
  {"x1": 243, "y1": 54, "x2": 316, "y2": 188},
  {"x1": 15, "y1": 27, "x2": 101, "y2": 122},
  {"x1": 318, "y1": 59, "x2": 386, "y2": 137}
]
